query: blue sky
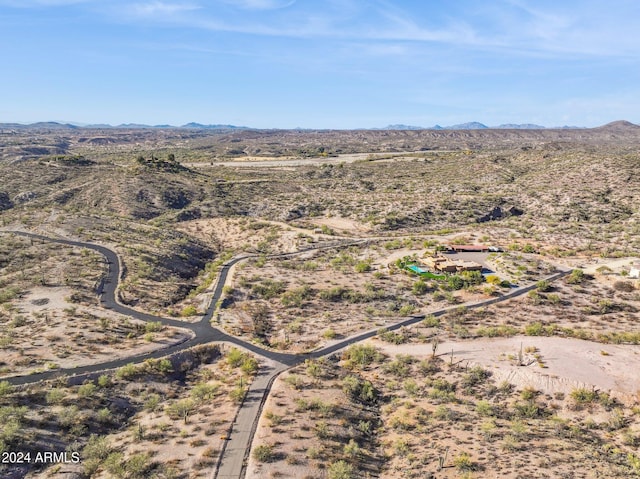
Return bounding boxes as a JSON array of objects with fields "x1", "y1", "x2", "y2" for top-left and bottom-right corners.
[{"x1": 1, "y1": 0, "x2": 639, "y2": 128}]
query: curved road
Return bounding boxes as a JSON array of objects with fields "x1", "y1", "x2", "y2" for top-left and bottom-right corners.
[
  {"x1": 1, "y1": 230, "x2": 571, "y2": 478},
  {"x1": 3, "y1": 231, "x2": 301, "y2": 387}
]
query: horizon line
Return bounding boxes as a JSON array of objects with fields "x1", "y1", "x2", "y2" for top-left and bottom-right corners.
[{"x1": 2, "y1": 119, "x2": 638, "y2": 131}]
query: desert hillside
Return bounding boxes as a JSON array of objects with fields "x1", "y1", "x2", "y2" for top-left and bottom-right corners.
[{"x1": 0, "y1": 124, "x2": 639, "y2": 479}]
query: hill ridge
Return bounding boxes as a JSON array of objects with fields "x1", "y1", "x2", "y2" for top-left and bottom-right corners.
[{"x1": 0, "y1": 119, "x2": 638, "y2": 131}]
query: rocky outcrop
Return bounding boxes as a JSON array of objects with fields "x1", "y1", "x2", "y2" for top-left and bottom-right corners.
[
  {"x1": 0, "y1": 192, "x2": 14, "y2": 211},
  {"x1": 13, "y1": 191, "x2": 38, "y2": 204},
  {"x1": 477, "y1": 205, "x2": 523, "y2": 223},
  {"x1": 283, "y1": 203, "x2": 325, "y2": 221},
  {"x1": 176, "y1": 208, "x2": 202, "y2": 222},
  {"x1": 161, "y1": 187, "x2": 191, "y2": 209}
]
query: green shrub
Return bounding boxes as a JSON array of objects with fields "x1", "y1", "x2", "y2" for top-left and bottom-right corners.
[
  {"x1": 281, "y1": 285, "x2": 313, "y2": 307},
  {"x1": 520, "y1": 387, "x2": 538, "y2": 401},
  {"x1": 180, "y1": 305, "x2": 198, "y2": 317},
  {"x1": 422, "y1": 315, "x2": 440, "y2": 328},
  {"x1": 82, "y1": 435, "x2": 112, "y2": 476},
  {"x1": 0, "y1": 287, "x2": 20, "y2": 304},
  {"x1": 403, "y1": 379, "x2": 419, "y2": 397},
  {"x1": 241, "y1": 357, "x2": 259, "y2": 375},
  {"x1": 428, "y1": 388, "x2": 457, "y2": 404},
  {"x1": 527, "y1": 290, "x2": 543, "y2": 304},
  {"x1": 253, "y1": 444, "x2": 276, "y2": 463},
  {"x1": 302, "y1": 261, "x2": 319, "y2": 271},
  {"x1": 446, "y1": 275, "x2": 464, "y2": 290},
  {"x1": 322, "y1": 328, "x2": 337, "y2": 339},
  {"x1": 569, "y1": 387, "x2": 607, "y2": 405},
  {"x1": 524, "y1": 322, "x2": 544, "y2": 336},
  {"x1": 354, "y1": 260, "x2": 372, "y2": 273},
  {"x1": 460, "y1": 270, "x2": 484, "y2": 287},
  {"x1": 145, "y1": 321, "x2": 164, "y2": 333},
  {"x1": 265, "y1": 410, "x2": 283, "y2": 427},
  {"x1": 97, "y1": 374, "x2": 112, "y2": 388},
  {"x1": 328, "y1": 460, "x2": 354, "y2": 479},
  {"x1": 342, "y1": 344, "x2": 383, "y2": 367},
  {"x1": 226, "y1": 348, "x2": 245, "y2": 367},
  {"x1": 230, "y1": 386, "x2": 246, "y2": 403},
  {"x1": 284, "y1": 374, "x2": 304, "y2": 390},
  {"x1": 144, "y1": 393, "x2": 161, "y2": 411},
  {"x1": 628, "y1": 453, "x2": 640, "y2": 474},
  {"x1": 384, "y1": 358, "x2": 410, "y2": 377},
  {"x1": 398, "y1": 304, "x2": 417, "y2": 316},
  {"x1": 453, "y1": 452, "x2": 476, "y2": 471},
  {"x1": 0, "y1": 381, "x2": 12, "y2": 398},
  {"x1": 121, "y1": 453, "x2": 151, "y2": 478},
  {"x1": 319, "y1": 286, "x2": 364, "y2": 302},
  {"x1": 46, "y1": 388, "x2": 66, "y2": 405},
  {"x1": 384, "y1": 240, "x2": 403, "y2": 250},
  {"x1": 431, "y1": 378, "x2": 456, "y2": 393},
  {"x1": 536, "y1": 280, "x2": 551, "y2": 292},
  {"x1": 547, "y1": 293, "x2": 561, "y2": 304},
  {"x1": 476, "y1": 400, "x2": 494, "y2": 417},
  {"x1": 567, "y1": 269, "x2": 585, "y2": 284},
  {"x1": 342, "y1": 376, "x2": 377, "y2": 404},
  {"x1": 191, "y1": 383, "x2": 219, "y2": 403},
  {"x1": 513, "y1": 401, "x2": 545, "y2": 418},
  {"x1": 251, "y1": 279, "x2": 286, "y2": 299},
  {"x1": 116, "y1": 363, "x2": 138, "y2": 380},
  {"x1": 157, "y1": 359, "x2": 173, "y2": 374},
  {"x1": 78, "y1": 382, "x2": 97, "y2": 398},
  {"x1": 378, "y1": 328, "x2": 409, "y2": 344},
  {"x1": 166, "y1": 399, "x2": 196, "y2": 424},
  {"x1": 320, "y1": 225, "x2": 334, "y2": 235},
  {"x1": 476, "y1": 325, "x2": 518, "y2": 337},
  {"x1": 412, "y1": 279, "x2": 429, "y2": 295}
]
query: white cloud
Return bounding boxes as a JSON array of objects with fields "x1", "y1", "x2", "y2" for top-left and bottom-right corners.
[
  {"x1": 35, "y1": 0, "x2": 636, "y2": 62},
  {"x1": 0, "y1": 0, "x2": 93, "y2": 6},
  {"x1": 221, "y1": 0, "x2": 296, "y2": 10},
  {"x1": 129, "y1": 1, "x2": 201, "y2": 17}
]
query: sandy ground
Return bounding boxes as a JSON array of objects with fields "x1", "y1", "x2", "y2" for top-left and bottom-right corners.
[
  {"x1": 175, "y1": 217, "x2": 338, "y2": 255},
  {"x1": 580, "y1": 257, "x2": 639, "y2": 275},
  {"x1": 21, "y1": 286, "x2": 71, "y2": 312},
  {"x1": 25, "y1": 351, "x2": 248, "y2": 479},
  {"x1": 246, "y1": 334, "x2": 640, "y2": 479},
  {"x1": 186, "y1": 152, "x2": 417, "y2": 168},
  {"x1": 2, "y1": 286, "x2": 192, "y2": 377},
  {"x1": 246, "y1": 373, "x2": 346, "y2": 479},
  {"x1": 310, "y1": 216, "x2": 372, "y2": 234},
  {"x1": 372, "y1": 336, "x2": 640, "y2": 404}
]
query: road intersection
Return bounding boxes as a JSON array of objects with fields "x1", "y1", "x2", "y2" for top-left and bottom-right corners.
[{"x1": 1, "y1": 230, "x2": 570, "y2": 478}]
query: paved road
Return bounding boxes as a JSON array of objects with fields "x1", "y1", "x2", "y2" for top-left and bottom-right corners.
[
  {"x1": 213, "y1": 360, "x2": 289, "y2": 479},
  {"x1": 2, "y1": 232, "x2": 368, "y2": 385},
  {"x1": 2, "y1": 231, "x2": 300, "y2": 385},
  {"x1": 1, "y1": 230, "x2": 572, "y2": 479},
  {"x1": 214, "y1": 268, "x2": 572, "y2": 479}
]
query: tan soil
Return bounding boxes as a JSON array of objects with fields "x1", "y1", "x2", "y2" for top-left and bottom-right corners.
[
  {"x1": 373, "y1": 336, "x2": 640, "y2": 404},
  {"x1": 1, "y1": 286, "x2": 191, "y2": 378}
]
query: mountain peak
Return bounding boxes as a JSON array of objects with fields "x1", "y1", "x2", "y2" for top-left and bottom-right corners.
[
  {"x1": 597, "y1": 120, "x2": 640, "y2": 130},
  {"x1": 181, "y1": 122, "x2": 249, "y2": 130},
  {"x1": 445, "y1": 122, "x2": 488, "y2": 130}
]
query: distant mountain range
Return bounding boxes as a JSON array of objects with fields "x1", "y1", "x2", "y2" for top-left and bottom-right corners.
[
  {"x1": 381, "y1": 122, "x2": 580, "y2": 130},
  {"x1": 180, "y1": 122, "x2": 250, "y2": 130},
  {"x1": 1, "y1": 120, "x2": 638, "y2": 131},
  {"x1": 0, "y1": 121, "x2": 251, "y2": 130}
]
